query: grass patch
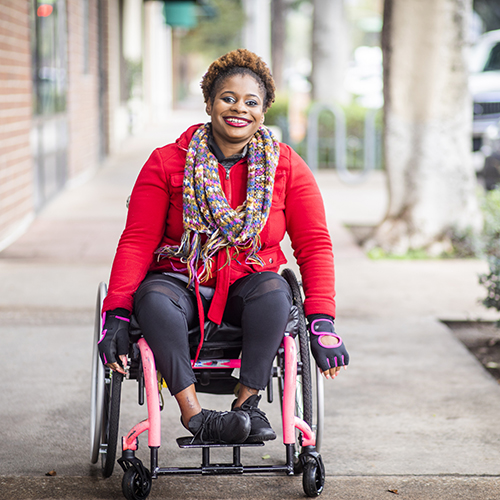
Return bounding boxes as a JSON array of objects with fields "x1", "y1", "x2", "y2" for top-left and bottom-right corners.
[{"x1": 367, "y1": 247, "x2": 432, "y2": 260}]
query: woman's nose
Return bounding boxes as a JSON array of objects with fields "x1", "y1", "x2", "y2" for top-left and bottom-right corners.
[{"x1": 231, "y1": 99, "x2": 246, "y2": 113}]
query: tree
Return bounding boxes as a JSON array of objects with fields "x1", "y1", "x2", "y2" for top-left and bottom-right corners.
[
  {"x1": 180, "y1": 0, "x2": 245, "y2": 60},
  {"x1": 311, "y1": 0, "x2": 348, "y2": 104},
  {"x1": 371, "y1": 0, "x2": 481, "y2": 255},
  {"x1": 271, "y1": 0, "x2": 287, "y2": 91}
]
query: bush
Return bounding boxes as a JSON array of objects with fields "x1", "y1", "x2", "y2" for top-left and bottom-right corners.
[
  {"x1": 264, "y1": 94, "x2": 290, "y2": 144},
  {"x1": 479, "y1": 187, "x2": 500, "y2": 323},
  {"x1": 265, "y1": 93, "x2": 289, "y2": 127},
  {"x1": 479, "y1": 257, "x2": 500, "y2": 326},
  {"x1": 481, "y1": 187, "x2": 500, "y2": 258},
  {"x1": 445, "y1": 225, "x2": 482, "y2": 258}
]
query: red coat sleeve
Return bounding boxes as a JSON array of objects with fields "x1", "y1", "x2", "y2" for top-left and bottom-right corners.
[
  {"x1": 283, "y1": 146, "x2": 336, "y2": 318},
  {"x1": 102, "y1": 148, "x2": 170, "y2": 312}
]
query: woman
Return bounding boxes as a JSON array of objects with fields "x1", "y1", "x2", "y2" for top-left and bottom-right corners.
[{"x1": 98, "y1": 49, "x2": 349, "y2": 445}]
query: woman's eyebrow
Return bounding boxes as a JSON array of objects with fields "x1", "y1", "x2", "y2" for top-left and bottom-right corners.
[{"x1": 220, "y1": 90, "x2": 261, "y2": 100}]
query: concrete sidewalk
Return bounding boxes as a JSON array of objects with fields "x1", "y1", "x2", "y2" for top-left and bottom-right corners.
[{"x1": 1, "y1": 107, "x2": 500, "y2": 499}]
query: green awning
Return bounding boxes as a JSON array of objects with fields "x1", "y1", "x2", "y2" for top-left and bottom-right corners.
[{"x1": 163, "y1": 1, "x2": 197, "y2": 28}]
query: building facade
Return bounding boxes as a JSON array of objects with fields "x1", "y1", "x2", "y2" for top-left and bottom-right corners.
[
  {"x1": 0, "y1": 1, "x2": 34, "y2": 248},
  {"x1": 0, "y1": 0, "x2": 172, "y2": 250}
]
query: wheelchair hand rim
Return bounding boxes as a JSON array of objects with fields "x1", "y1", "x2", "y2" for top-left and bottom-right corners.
[{"x1": 90, "y1": 282, "x2": 107, "y2": 463}]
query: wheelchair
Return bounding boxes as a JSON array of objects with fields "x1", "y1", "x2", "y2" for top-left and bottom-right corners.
[{"x1": 90, "y1": 268, "x2": 325, "y2": 499}]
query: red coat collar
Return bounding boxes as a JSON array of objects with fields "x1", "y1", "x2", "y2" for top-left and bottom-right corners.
[{"x1": 175, "y1": 123, "x2": 205, "y2": 151}]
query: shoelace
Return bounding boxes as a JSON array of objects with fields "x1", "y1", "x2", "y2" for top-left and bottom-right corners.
[
  {"x1": 190, "y1": 410, "x2": 227, "y2": 443},
  {"x1": 240, "y1": 403, "x2": 270, "y2": 424}
]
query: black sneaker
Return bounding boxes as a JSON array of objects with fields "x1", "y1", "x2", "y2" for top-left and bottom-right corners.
[
  {"x1": 187, "y1": 409, "x2": 251, "y2": 444},
  {"x1": 232, "y1": 394, "x2": 277, "y2": 443}
]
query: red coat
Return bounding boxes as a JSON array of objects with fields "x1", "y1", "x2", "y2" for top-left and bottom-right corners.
[{"x1": 103, "y1": 124, "x2": 336, "y2": 323}]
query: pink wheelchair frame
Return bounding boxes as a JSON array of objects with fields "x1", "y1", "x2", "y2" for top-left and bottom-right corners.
[{"x1": 123, "y1": 332, "x2": 314, "y2": 456}]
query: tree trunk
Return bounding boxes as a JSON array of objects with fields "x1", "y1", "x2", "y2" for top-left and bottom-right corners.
[
  {"x1": 373, "y1": 0, "x2": 481, "y2": 255},
  {"x1": 242, "y1": 0, "x2": 272, "y2": 66},
  {"x1": 311, "y1": 0, "x2": 348, "y2": 104},
  {"x1": 271, "y1": 0, "x2": 286, "y2": 91}
]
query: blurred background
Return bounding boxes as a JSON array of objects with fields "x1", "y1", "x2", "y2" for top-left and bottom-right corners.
[
  {"x1": 2, "y1": 0, "x2": 500, "y2": 266},
  {"x1": 5, "y1": 2, "x2": 500, "y2": 487}
]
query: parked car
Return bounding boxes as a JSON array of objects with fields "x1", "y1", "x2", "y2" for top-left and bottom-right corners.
[{"x1": 469, "y1": 29, "x2": 500, "y2": 176}]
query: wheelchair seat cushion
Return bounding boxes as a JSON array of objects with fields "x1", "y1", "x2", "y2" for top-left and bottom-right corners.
[{"x1": 129, "y1": 305, "x2": 299, "y2": 349}]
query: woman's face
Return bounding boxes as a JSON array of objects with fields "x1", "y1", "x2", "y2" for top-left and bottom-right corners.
[{"x1": 206, "y1": 73, "x2": 265, "y2": 157}]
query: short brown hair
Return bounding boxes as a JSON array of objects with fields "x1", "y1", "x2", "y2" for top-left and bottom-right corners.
[{"x1": 201, "y1": 49, "x2": 276, "y2": 111}]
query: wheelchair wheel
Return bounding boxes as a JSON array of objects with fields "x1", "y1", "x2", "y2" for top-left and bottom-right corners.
[
  {"x1": 90, "y1": 282, "x2": 123, "y2": 477},
  {"x1": 303, "y1": 456, "x2": 325, "y2": 497},
  {"x1": 90, "y1": 282, "x2": 107, "y2": 464},
  {"x1": 280, "y1": 268, "x2": 314, "y2": 471},
  {"x1": 101, "y1": 369, "x2": 123, "y2": 477},
  {"x1": 122, "y1": 466, "x2": 152, "y2": 500},
  {"x1": 314, "y1": 366, "x2": 325, "y2": 453}
]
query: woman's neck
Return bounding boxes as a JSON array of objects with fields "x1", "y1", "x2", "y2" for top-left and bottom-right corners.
[
  {"x1": 217, "y1": 142, "x2": 246, "y2": 159},
  {"x1": 208, "y1": 128, "x2": 247, "y2": 160}
]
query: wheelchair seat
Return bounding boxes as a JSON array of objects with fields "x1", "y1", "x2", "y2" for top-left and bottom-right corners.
[{"x1": 128, "y1": 305, "x2": 299, "y2": 394}]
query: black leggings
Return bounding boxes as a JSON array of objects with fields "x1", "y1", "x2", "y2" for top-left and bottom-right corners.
[{"x1": 133, "y1": 272, "x2": 293, "y2": 396}]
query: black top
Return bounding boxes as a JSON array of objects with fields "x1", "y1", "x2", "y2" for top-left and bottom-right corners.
[{"x1": 207, "y1": 126, "x2": 248, "y2": 171}]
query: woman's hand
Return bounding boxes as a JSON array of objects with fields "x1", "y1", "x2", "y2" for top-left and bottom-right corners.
[
  {"x1": 308, "y1": 316, "x2": 349, "y2": 380},
  {"x1": 98, "y1": 309, "x2": 131, "y2": 375},
  {"x1": 105, "y1": 355, "x2": 129, "y2": 375}
]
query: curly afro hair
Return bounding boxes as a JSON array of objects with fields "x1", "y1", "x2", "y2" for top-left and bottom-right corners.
[{"x1": 201, "y1": 49, "x2": 276, "y2": 112}]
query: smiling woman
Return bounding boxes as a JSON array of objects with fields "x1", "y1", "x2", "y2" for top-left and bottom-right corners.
[
  {"x1": 98, "y1": 48, "x2": 348, "y2": 446},
  {"x1": 206, "y1": 74, "x2": 265, "y2": 157}
]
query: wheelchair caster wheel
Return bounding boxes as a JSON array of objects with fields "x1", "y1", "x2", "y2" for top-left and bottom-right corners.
[
  {"x1": 302, "y1": 456, "x2": 325, "y2": 497},
  {"x1": 122, "y1": 466, "x2": 152, "y2": 500}
]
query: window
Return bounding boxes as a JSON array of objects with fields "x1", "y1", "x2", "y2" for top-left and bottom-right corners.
[
  {"x1": 30, "y1": 0, "x2": 69, "y2": 208},
  {"x1": 31, "y1": 0, "x2": 68, "y2": 115},
  {"x1": 484, "y1": 43, "x2": 500, "y2": 72}
]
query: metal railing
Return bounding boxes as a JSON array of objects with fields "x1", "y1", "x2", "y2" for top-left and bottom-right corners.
[{"x1": 306, "y1": 102, "x2": 381, "y2": 184}]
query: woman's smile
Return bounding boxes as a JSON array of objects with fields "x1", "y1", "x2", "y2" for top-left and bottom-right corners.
[{"x1": 223, "y1": 116, "x2": 252, "y2": 127}]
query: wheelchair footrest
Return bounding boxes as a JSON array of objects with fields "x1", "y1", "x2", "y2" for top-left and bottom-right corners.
[{"x1": 176, "y1": 436, "x2": 264, "y2": 448}]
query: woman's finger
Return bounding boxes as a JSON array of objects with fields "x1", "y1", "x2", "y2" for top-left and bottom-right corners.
[
  {"x1": 119, "y1": 354, "x2": 128, "y2": 369},
  {"x1": 321, "y1": 366, "x2": 342, "y2": 379},
  {"x1": 106, "y1": 362, "x2": 126, "y2": 375}
]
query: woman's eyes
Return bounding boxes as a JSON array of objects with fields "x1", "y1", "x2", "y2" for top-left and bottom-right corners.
[{"x1": 221, "y1": 96, "x2": 259, "y2": 107}]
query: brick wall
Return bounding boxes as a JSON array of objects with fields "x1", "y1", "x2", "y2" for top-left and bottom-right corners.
[
  {"x1": 0, "y1": 0, "x2": 126, "y2": 248},
  {"x1": 0, "y1": 0, "x2": 34, "y2": 245},
  {"x1": 66, "y1": 0, "x2": 101, "y2": 181}
]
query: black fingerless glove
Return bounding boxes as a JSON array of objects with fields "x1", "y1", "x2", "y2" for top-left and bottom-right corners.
[
  {"x1": 98, "y1": 308, "x2": 130, "y2": 366},
  {"x1": 307, "y1": 314, "x2": 349, "y2": 371}
]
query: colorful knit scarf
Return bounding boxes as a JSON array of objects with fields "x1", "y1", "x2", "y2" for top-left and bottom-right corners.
[{"x1": 155, "y1": 123, "x2": 280, "y2": 285}]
